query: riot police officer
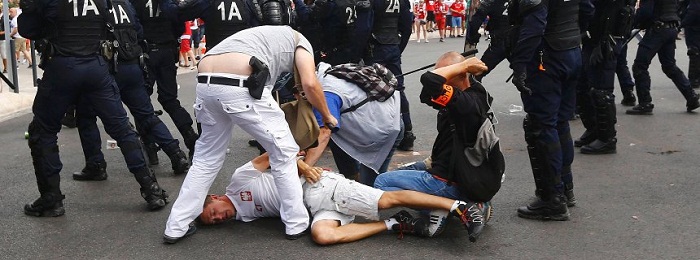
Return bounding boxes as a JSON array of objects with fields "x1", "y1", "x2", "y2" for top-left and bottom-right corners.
[
  {"x1": 307, "y1": 0, "x2": 361, "y2": 65},
  {"x1": 574, "y1": 0, "x2": 635, "y2": 155},
  {"x1": 73, "y1": 0, "x2": 190, "y2": 181},
  {"x1": 19, "y1": 0, "x2": 169, "y2": 216},
  {"x1": 131, "y1": 0, "x2": 200, "y2": 162},
  {"x1": 357, "y1": 0, "x2": 413, "y2": 150},
  {"x1": 682, "y1": 0, "x2": 700, "y2": 89},
  {"x1": 465, "y1": 0, "x2": 512, "y2": 81},
  {"x1": 626, "y1": 0, "x2": 700, "y2": 115},
  {"x1": 508, "y1": 0, "x2": 593, "y2": 220}
]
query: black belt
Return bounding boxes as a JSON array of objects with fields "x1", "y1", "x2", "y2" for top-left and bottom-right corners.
[
  {"x1": 198, "y1": 75, "x2": 246, "y2": 87},
  {"x1": 652, "y1": 21, "x2": 679, "y2": 29}
]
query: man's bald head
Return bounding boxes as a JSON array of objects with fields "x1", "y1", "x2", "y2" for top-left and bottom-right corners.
[{"x1": 435, "y1": 51, "x2": 466, "y2": 69}]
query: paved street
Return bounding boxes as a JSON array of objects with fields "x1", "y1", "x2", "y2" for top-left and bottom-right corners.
[{"x1": 1, "y1": 36, "x2": 699, "y2": 259}]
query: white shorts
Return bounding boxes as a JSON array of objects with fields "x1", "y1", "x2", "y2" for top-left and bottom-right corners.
[
  {"x1": 304, "y1": 172, "x2": 384, "y2": 227},
  {"x1": 0, "y1": 41, "x2": 6, "y2": 59}
]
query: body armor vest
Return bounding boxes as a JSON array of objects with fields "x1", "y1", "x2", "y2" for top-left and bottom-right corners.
[
  {"x1": 654, "y1": 0, "x2": 681, "y2": 22},
  {"x1": 206, "y1": 0, "x2": 252, "y2": 48},
  {"x1": 321, "y1": 0, "x2": 358, "y2": 64},
  {"x1": 52, "y1": 0, "x2": 106, "y2": 56},
  {"x1": 109, "y1": 0, "x2": 143, "y2": 61},
  {"x1": 482, "y1": 0, "x2": 511, "y2": 38},
  {"x1": 543, "y1": 0, "x2": 581, "y2": 51},
  {"x1": 372, "y1": 0, "x2": 401, "y2": 45},
  {"x1": 132, "y1": 0, "x2": 177, "y2": 44}
]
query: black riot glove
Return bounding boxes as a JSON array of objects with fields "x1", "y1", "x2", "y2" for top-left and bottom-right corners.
[
  {"x1": 511, "y1": 65, "x2": 532, "y2": 95},
  {"x1": 245, "y1": 56, "x2": 270, "y2": 99}
]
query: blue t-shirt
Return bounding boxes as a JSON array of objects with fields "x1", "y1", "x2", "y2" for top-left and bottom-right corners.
[{"x1": 312, "y1": 92, "x2": 343, "y2": 130}]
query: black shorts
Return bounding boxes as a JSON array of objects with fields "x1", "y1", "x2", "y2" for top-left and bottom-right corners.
[{"x1": 427, "y1": 11, "x2": 435, "y2": 22}]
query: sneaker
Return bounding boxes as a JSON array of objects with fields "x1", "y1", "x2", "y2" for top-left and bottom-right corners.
[
  {"x1": 439, "y1": 38, "x2": 444, "y2": 42},
  {"x1": 425, "y1": 39, "x2": 429, "y2": 43},
  {"x1": 163, "y1": 224, "x2": 197, "y2": 244},
  {"x1": 417, "y1": 39, "x2": 421, "y2": 43},
  {"x1": 391, "y1": 210, "x2": 429, "y2": 239},
  {"x1": 426, "y1": 210, "x2": 449, "y2": 237},
  {"x1": 626, "y1": 103, "x2": 654, "y2": 115},
  {"x1": 451, "y1": 201, "x2": 486, "y2": 242}
]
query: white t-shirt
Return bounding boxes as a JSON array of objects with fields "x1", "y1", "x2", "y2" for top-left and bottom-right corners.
[
  {"x1": 10, "y1": 16, "x2": 22, "y2": 39},
  {"x1": 225, "y1": 161, "x2": 285, "y2": 222},
  {"x1": 203, "y1": 26, "x2": 314, "y2": 88}
]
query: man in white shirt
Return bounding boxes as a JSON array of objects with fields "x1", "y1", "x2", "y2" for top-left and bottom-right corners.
[
  {"x1": 195, "y1": 153, "x2": 490, "y2": 245},
  {"x1": 9, "y1": 7, "x2": 31, "y2": 67}
]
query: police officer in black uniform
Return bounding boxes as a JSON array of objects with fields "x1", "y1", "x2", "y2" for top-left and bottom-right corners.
[
  {"x1": 465, "y1": 0, "x2": 513, "y2": 81},
  {"x1": 358, "y1": 0, "x2": 413, "y2": 150},
  {"x1": 131, "y1": 0, "x2": 200, "y2": 163},
  {"x1": 617, "y1": 41, "x2": 637, "y2": 106},
  {"x1": 165, "y1": 0, "x2": 256, "y2": 49},
  {"x1": 19, "y1": 0, "x2": 169, "y2": 217},
  {"x1": 682, "y1": 0, "x2": 700, "y2": 89},
  {"x1": 574, "y1": 0, "x2": 635, "y2": 155},
  {"x1": 626, "y1": 0, "x2": 700, "y2": 115},
  {"x1": 508, "y1": 0, "x2": 593, "y2": 220},
  {"x1": 73, "y1": 0, "x2": 190, "y2": 181},
  {"x1": 306, "y1": 0, "x2": 360, "y2": 65}
]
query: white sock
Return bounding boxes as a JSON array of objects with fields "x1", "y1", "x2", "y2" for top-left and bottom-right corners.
[
  {"x1": 385, "y1": 218, "x2": 398, "y2": 230},
  {"x1": 450, "y1": 201, "x2": 464, "y2": 212}
]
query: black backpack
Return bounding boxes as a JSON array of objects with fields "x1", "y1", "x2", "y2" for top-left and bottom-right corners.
[{"x1": 447, "y1": 90, "x2": 506, "y2": 202}]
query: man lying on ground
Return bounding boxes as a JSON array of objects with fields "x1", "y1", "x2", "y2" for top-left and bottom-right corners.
[{"x1": 197, "y1": 153, "x2": 486, "y2": 245}]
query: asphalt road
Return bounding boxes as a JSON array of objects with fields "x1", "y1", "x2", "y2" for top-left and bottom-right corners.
[{"x1": 1, "y1": 36, "x2": 699, "y2": 259}]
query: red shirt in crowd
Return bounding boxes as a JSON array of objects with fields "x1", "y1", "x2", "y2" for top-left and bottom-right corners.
[
  {"x1": 450, "y1": 1, "x2": 465, "y2": 17},
  {"x1": 435, "y1": 1, "x2": 448, "y2": 18},
  {"x1": 425, "y1": 0, "x2": 435, "y2": 11},
  {"x1": 414, "y1": 4, "x2": 426, "y2": 19}
]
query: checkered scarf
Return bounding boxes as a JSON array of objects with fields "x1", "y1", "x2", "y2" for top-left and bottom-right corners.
[{"x1": 325, "y1": 63, "x2": 398, "y2": 102}]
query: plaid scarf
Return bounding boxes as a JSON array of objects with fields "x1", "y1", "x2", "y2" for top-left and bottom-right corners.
[{"x1": 325, "y1": 63, "x2": 398, "y2": 102}]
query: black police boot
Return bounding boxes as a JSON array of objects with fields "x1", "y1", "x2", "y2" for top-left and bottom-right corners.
[
  {"x1": 574, "y1": 130, "x2": 596, "y2": 148},
  {"x1": 397, "y1": 131, "x2": 416, "y2": 151},
  {"x1": 134, "y1": 167, "x2": 168, "y2": 210},
  {"x1": 686, "y1": 94, "x2": 700, "y2": 112},
  {"x1": 24, "y1": 193, "x2": 66, "y2": 217},
  {"x1": 620, "y1": 90, "x2": 637, "y2": 106},
  {"x1": 145, "y1": 142, "x2": 160, "y2": 166},
  {"x1": 564, "y1": 183, "x2": 576, "y2": 207},
  {"x1": 181, "y1": 127, "x2": 199, "y2": 162},
  {"x1": 581, "y1": 138, "x2": 617, "y2": 154},
  {"x1": 626, "y1": 103, "x2": 654, "y2": 115},
  {"x1": 167, "y1": 150, "x2": 190, "y2": 175},
  {"x1": 24, "y1": 174, "x2": 65, "y2": 217},
  {"x1": 517, "y1": 193, "x2": 569, "y2": 221},
  {"x1": 582, "y1": 91, "x2": 617, "y2": 154},
  {"x1": 73, "y1": 161, "x2": 108, "y2": 181}
]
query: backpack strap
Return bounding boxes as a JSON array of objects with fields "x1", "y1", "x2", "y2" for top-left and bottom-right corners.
[{"x1": 340, "y1": 97, "x2": 371, "y2": 114}]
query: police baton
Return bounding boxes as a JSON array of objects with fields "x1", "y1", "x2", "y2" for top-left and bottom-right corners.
[
  {"x1": 397, "y1": 49, "x2": 480, "y2": 77},
  {"x1": 622, "y1": 29, "x2": 643, "y2": 48}
]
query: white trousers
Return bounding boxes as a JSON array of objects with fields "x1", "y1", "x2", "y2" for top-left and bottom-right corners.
[{"x1": 164, "y1": 74, "x2": 308, "y2": 237}]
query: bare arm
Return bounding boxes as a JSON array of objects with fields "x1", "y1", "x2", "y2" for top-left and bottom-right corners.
[
  {"x1": 253, "y1": 152, "x2": 321, "y2": 183},
  {"x1": 303, "y1": 127, "x2": 332, "y2": 167},
  {"x1": 430, "y1": 57, "x2": 487, "y2": 79},
  {"x1": 294, "y1": 48, "x2": 339, "y2": 127}
]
